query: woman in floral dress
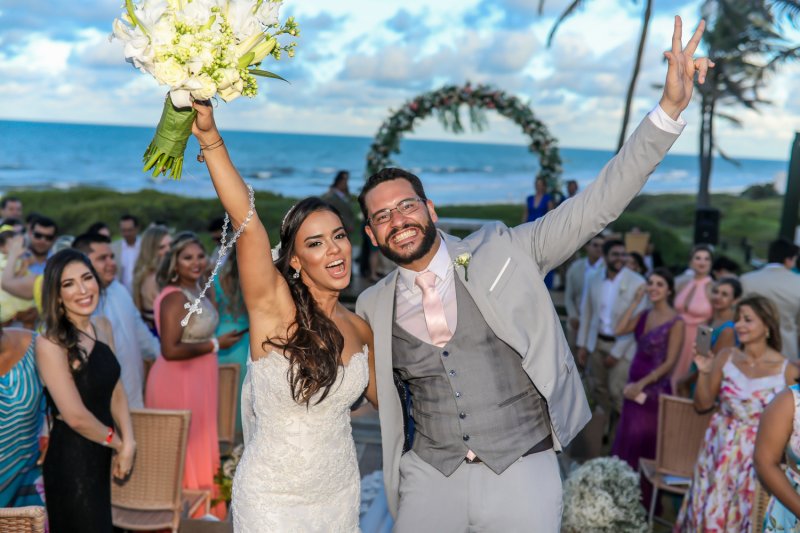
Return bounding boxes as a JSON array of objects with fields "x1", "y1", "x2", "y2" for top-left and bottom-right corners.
[
  {"x1": 675, "y1": 295, "x2": 799, "y2": 532},
  {"x1": 755, "y1": 382, "x2": 800, "y2": 532}
]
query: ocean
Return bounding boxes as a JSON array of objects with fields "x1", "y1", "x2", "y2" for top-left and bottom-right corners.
[{"x1": 1, "y1": 119, "x2": 789, "y2": 205}]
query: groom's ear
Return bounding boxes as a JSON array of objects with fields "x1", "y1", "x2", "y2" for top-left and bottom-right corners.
[{"x1": 365, "y1": 225, "x2": 378, "y2": 247}]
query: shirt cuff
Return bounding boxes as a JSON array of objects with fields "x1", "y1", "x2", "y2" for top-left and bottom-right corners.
[{"x1": 647, "y1": 104, "x2": 687, "y2": 134}]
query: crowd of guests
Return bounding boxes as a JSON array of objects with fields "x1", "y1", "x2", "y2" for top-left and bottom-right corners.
[
  {"x1": 564, "y1": 230, "x2": 800, "y2": 531},
  {"x1": 0, "y1": 196, "x2": 249, "y2": 528}
]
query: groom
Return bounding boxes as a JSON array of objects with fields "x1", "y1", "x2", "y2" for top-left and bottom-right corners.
[{"x1": 356, "y1": 17, "x2": 712, "y2": 532}]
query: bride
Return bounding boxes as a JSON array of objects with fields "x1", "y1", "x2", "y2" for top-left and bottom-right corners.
[{"x1": 191, "y1": 102, "x2": 378, "y2": 532}]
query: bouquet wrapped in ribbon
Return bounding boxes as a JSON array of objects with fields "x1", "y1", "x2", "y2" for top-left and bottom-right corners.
[{"x1": 113, "y1": 0, "x2": 298, "y2": 179}]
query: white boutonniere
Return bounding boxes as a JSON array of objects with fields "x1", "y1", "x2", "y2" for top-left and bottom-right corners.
[{"x1": 454, "y1": 253, "x2": 471, "y2": 281}]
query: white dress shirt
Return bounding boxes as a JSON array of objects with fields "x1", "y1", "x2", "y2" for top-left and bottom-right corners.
[
  {"x1": 119, "y1": 237, "x2": 141, "y2": 293},
  {"x1": 395, "y1": 240, "x2": 458, "y2": 343},
  {"x1": 599, "y1": 271, "x2": 624, "y2": 336},
  {"x1": 95, "y1": 280, "x2": 159, "y2": 408}
]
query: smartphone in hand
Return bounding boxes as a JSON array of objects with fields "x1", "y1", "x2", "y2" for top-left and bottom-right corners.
[{"x1": 696, "y1": 325, "x2": 713, "y2": 357}]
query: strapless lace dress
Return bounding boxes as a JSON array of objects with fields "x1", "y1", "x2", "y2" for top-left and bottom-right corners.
[{"x1": 232, "y1": 348, "x2": 369, "y2": 532}]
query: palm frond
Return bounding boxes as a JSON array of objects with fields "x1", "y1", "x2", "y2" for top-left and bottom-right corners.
[{"x1": 546, "y1": 0, "x2": 587, "y2": 47}]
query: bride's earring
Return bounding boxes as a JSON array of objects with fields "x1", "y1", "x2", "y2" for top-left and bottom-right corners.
[{"x1": 292, "y1": 269, "x2": 300, "y2": 279}]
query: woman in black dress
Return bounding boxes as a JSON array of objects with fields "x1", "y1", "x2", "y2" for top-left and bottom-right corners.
[{"x1": 35, "y1": 249, "x2": 135, "y2": 531}]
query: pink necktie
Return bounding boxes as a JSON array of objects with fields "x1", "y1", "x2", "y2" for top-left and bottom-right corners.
[{"x1": 415, "y1": 271, "x2": 452, "y2": 347}]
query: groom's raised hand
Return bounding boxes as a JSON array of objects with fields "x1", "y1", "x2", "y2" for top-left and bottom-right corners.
[{"x1": 659, "y1": 16, "x2": 715, "y2": 121}]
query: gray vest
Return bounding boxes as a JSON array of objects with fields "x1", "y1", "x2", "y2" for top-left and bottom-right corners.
[{"x1": 393, "y1": 276, "x2": 551, "y2": 476}]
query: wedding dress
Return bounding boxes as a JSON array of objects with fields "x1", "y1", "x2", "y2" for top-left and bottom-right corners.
[{"x1": 232, "y1": 348, "x2": 369, "y2": 532}]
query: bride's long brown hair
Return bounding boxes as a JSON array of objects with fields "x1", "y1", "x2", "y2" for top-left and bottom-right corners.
[{"x1": 267, "y1": 197, "x2": 346, "y2": 406}]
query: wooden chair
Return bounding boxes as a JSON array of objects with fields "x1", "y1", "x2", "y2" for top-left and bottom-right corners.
[
  {"x1": 751, "y1": 479, "x2": 771, "y2": 533},
  {"x1": 0, "y1": 506, "x2": 46, "y2": 533},
  {"x1": 111, "y1": 409, "x2": 210, "y2": 533},
  {"x1": 218, "y1": 363, "x2": 241, "y2": 456},
  {"x1": 639, "y1": 394, "x2": 714, "y2": 528}
]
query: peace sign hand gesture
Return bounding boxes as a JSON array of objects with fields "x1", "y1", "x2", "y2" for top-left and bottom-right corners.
[{"x1": 660, "y1": 16, "x2": 715, "y2": 121}]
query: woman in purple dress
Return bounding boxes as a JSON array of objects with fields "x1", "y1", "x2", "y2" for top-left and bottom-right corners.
[{"x1": 611, "y1": 268, "x2": 685, "y2": 480}]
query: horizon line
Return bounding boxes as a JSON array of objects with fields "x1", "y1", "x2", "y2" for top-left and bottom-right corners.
[{"x1": 0, "y1": 117, "x2": 789, "y2": 163}]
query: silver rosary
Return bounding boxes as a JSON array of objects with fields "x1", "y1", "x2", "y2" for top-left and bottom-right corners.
[{"x1": 181, "y1": 183, "x2": 256, "y2": 327}]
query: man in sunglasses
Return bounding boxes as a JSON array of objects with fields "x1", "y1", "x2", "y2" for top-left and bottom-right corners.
[{"x1": 23, "y1": 216, "x2": 57, "y2": 276}]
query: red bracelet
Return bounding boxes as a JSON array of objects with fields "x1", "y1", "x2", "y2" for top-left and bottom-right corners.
[{"x1": 105, "y1": 426, "x2": 114, "y2": 446}]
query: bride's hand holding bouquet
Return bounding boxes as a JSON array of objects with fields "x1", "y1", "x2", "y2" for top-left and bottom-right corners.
[{"x1": 113, "y1": 0, "x2": 298, "y2": 180}]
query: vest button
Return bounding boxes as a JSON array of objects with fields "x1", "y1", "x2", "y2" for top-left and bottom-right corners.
[
  {"x1": 463, "y1": 434, "x2": 470, "y2": 442},
  {"x1": 442, "y1": 350, "x2": 449, "y2": 357},
  {"x1": 459, "y1": 412, "x2": 467, "y2": 419},
  {"x1": 449, "y1": 369, "x2": 456, "y2": 377},
  {"x1": 455, "y1": 392, "x2": 461, "y2": 398}
]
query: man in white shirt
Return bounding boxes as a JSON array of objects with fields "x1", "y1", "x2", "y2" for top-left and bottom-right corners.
[
  {"x1": 112, "y1": 214, "x2": 141, "y2": 293},
  {"x1": 74, "y1": 233, "x2": 159, "y2": 408},
  {"x1": 577, "y1": 239, "x2": 647, "y2": 420},
  {"x1": 741, "y1": 238, "x2": 800, "y2": 359},
  {"x1": 564, "y1": 235, "x2": 604, "y2": 350}
]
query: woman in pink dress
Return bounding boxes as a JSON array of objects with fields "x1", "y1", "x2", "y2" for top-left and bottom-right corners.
[
  {"x1": 144, "y1": 233, "x2": 242, "y2": 517},
  {"x1": 671, "y1": 245, "x2": 714, "y2": 391}
]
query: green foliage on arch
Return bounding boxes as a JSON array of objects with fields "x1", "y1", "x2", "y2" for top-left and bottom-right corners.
[{"x1": 366, "y1": 83, "x2": 562, "y2": 188}]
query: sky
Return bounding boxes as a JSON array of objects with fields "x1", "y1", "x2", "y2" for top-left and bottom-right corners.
[{"x1": 1, "y1": 0, "x2": 799, "y2": 160}]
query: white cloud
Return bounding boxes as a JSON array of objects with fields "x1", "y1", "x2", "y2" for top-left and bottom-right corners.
[{"x1": 0, "y1": 0, "x2": 798, "y2": 162}]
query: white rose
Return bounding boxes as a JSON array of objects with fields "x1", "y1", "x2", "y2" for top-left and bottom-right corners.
[
  {"x1": 217, "y1": 68, "x2": 240, "y2": 90},
  {"x1": 218, "y1": 84, "x2": 242, "y2": 103},
  {"x1": 153, "y1": 57, "x2": 187, "y2": 87},
  {"x1": 256, "y1": 1, "x2": 281, "y2": 27},
  {"x1": 185, "y1": 73, "x2": 217, "y2": 100}
]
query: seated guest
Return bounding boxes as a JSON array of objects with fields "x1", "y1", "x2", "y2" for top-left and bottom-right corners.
[
  {"x1": 0, "y1": 326, "x2": 44, "y2": 507},
  {"x1": 611, "y1": 268, "x2": 684, "y2": 489},
  {"x1": 36, "y1": 250, "x2": 135, "y2": 531},
  {"x1": 676, "y1": 295, "x2": 799, "y2": 532},
  {"x1": 755, "y1": 376, "x2": 800, "y2": 532},
  {"x1": 132, "y1": 225, "x2": 171, "y2": 334}
]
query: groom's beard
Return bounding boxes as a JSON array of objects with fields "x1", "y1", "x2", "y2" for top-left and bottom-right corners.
[{"x1": 378, "y1": 219, "x2": 437, "y2": 266}]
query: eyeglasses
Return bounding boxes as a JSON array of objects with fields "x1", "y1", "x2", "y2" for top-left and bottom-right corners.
[
  {"x1": 369, "y1": 198, "x2": 425, "y2": 226},
  {"x1": 32, "y1": 231, "x2": 55, "y2": 242}
]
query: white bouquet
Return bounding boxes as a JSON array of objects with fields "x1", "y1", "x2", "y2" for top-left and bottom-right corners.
[
  {"x1": 113, "y1": 0, "x2": 298, "y2": 179},
  {"x1": 562, "y1": 457, "x2": 648, "y2": 533}
]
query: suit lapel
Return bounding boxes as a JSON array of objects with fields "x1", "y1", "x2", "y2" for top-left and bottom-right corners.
[
  {"x1": 373, "y1": 271, "x2": 400, "y2": 411},
  {"x1": 440, "y1": 232, "x2": 509, "y2": 345}
]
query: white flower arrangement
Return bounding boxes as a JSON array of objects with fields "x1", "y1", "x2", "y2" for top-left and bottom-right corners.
[
  {"x1": 561, "y1": 457, "x2": 648, "y2": 533},
  {"x1": 112, "y1": 0, "x2": 298, "y2": 179}
]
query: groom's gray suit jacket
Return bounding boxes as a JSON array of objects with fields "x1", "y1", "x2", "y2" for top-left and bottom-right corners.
[{"x1": 355, "y1": 116, "x2": 680, "y2": 517}]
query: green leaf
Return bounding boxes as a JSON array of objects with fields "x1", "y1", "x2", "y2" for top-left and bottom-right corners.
[{"x1": 250, "y1": 69, "x2": 289, "y2": 83}]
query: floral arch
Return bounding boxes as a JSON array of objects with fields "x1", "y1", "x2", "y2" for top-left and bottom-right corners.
[{"x1": 365, "y1": 83, "x2": 562, "y2": 188}]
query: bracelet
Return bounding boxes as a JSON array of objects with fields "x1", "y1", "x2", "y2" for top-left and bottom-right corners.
[
  {"x1": 104, "y1": 426, "x2": 114, "y2": 446},
  {"x1": 211, "y1": 337, "x2": 220, "y2": 353},
  {"x1": 197, "y1": 138, "x2": 224, "y2": 163}
]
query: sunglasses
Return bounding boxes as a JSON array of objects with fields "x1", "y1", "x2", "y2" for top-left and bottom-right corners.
[{"x1": 32, "y1": 231, "x2": 55, "y2": 242}]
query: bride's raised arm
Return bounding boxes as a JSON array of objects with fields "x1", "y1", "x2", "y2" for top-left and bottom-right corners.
[{"x1": 191, "y1": 101, "x2": 292, "y2": 326}]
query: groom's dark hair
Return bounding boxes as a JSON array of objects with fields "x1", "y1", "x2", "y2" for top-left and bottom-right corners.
[{"x1": 358, "y1": 168, "x2": 428, "y2": 222}]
